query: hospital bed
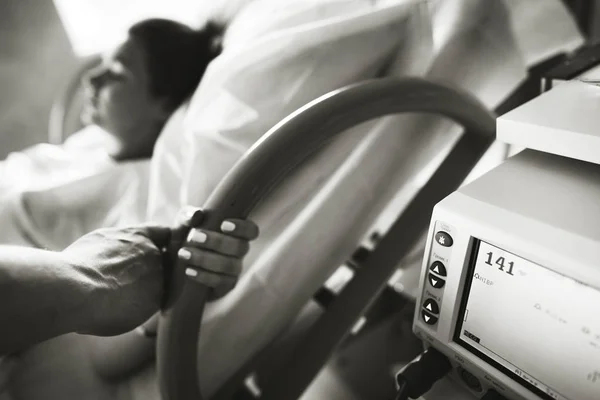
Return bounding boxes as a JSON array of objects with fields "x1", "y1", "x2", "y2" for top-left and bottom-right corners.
[
  {"x1": 158, "y1": 26, "x2": 595, "y2": 400},
  {"x1": 156, "y1": 76, "x2": 497, "y2": 400},
  {"x1": 183, "y1": 56, "x2": 581, "y2": 400},
  {"x1": 159, "y1": 32, "x2": 599, "y2": 400},
  {"x1": 5, "y1": 0, "x2": 584, "y2": 400}
]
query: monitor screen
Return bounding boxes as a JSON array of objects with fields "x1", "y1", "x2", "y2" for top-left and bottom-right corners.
[{"x1": 455, "y1": 240, "x2": 600, "y2": 400}]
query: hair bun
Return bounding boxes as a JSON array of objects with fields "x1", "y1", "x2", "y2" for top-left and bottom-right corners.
[
  {"x1": 200, "y1": 20, "x2": 226, "y2": 56},
  {"x1": 203, "y1": 20, "x2": 226, "y2": 38}
]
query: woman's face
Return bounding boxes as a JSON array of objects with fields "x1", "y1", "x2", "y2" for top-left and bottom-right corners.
[{"x1": 81, "y1": 38, "x2": 168, "y2": 136}]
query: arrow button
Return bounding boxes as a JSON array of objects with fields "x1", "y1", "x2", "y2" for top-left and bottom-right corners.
[
  {"x1": 429, "y1": 261, "x2": 447, "y2": 277},
  {"x1": 428, "y1": 273, "x2": 446, "y2": 289},
  {"x1": 422, "y1": 310, "x2": 438, "y2": 325},
  {"x1": 423, "y1": 298, "x2": 440, "y2": 314}
]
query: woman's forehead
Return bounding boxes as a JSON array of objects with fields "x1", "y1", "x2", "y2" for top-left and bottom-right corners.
[{"x1": 104, "y1": 38, "x2": 146, "y2": 71}]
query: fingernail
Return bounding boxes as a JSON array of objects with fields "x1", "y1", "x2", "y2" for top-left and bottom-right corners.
[
  {"x1": 189, "y1": 229, "x2": 207, "y2": 243},
  {"x1": 185, "y1": 268, "x2": 198, "y2": 277},
  {"x1": 183, "y1": 207, "x2": 203, "y2": 226},
  {"x1": 221, "y1": 221, "x2": 236, "y2": 232},
  {"x1": 178, "y1": 248, "x2": 192, "y2": 260},
  {"x1": 182, "y1": 207, "x2": 196, "y2": 221}
]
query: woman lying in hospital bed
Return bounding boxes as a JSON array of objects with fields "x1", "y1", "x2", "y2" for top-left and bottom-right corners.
[{"x1": 0, "y1": 18, "x2": 224, "y2": 250}]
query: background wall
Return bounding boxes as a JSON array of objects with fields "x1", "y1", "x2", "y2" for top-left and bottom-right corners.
[{"x1": 0, "y1": 0, "x2": 78, "y2": 158}]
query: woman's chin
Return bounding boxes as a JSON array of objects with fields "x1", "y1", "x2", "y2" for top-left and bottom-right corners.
[{"x1": 81, "y1": 105, "x2": 100, "y2": 126}]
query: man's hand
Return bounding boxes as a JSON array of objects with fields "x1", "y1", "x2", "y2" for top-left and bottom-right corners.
[
  {"x1": 62, "y1": 225, "x2": 171, "y2": 337},
  {"x1": 62, "y1": 209, "x2": 259, "y2": 338}
]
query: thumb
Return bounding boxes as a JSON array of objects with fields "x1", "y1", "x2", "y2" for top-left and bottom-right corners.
[
  {"x1": 138, "y1": 223, "x2": 172, "y2": 249},
  {"x1": 171, "y1": 207, "x2": 205, "y2": 245}
]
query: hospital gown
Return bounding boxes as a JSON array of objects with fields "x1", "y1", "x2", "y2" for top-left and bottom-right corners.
[{"x1": 0, "y1": 125, "x2": 150, "y2": 250}]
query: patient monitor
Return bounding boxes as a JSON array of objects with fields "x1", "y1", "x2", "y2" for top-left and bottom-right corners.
[{"x1": 414, "y1": 81, "x2": 600, "y2": 400}]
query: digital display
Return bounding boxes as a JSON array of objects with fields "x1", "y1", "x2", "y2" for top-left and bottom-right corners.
[{"x1": 456, "y1": 240, "x2": 600, "y2": 400}]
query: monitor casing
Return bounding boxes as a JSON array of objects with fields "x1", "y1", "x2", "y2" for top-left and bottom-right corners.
[{"x1": 414, "y1": 81, "x2": 600, "y2": 400}]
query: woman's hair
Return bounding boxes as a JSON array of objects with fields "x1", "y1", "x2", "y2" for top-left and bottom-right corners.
[{"x1": 128, "y1": 19, "x2": 225, "y2": 111}]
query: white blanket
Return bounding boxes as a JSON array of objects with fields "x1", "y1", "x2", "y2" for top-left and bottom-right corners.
[{"x1": 0, "y1": 125, "x2": 149, "y2": 250}]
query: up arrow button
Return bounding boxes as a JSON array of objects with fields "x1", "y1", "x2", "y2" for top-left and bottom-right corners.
[
  {"x1": 429, "y1": 261, "x2": 447, "y2": 277},
  {"x1": 423, "y1": 298, "x2": 440, "y2": 314}
]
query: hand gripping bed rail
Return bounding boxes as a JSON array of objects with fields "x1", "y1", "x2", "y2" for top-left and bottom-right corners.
[{"x1": 157, "y1": 77, "x2": 497, "y2": 400}]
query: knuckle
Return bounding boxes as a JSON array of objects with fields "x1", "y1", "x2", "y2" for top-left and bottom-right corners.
[
  {"x1": 189, "y1": 248, "x2": 206, "y2": 266},
  {"x1": 209, "y1": 232, "x2": 223, "y2": 249},
  {"x1": 209, "y1": 252, "x2": 226, "y2": 272},
  {"x1": 146, "y1": 244, "x2": 162, "y2": 258}
]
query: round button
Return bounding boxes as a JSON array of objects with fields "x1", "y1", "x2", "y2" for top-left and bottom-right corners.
[
  {"x1": 429, "y1": 261, "x2": 447, "y2": 277},
  {"x1": 421, "y1": 310, "x2": 438, "y2": 325},
  {"x1": 435, "y1": 231, "x2": 453, "y2": 247},
  {"x1": 423, "y1": 298, "x2": 440, "y2": 314},
  {"x1": 428, "y1": 273, "x2": 446, "y2": 289},
  {"x1": 458, "y1": 367, "x2": 483, "y2": 393}
]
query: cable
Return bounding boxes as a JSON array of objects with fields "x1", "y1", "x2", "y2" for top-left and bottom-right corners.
[
  {"x1": 394, "y1": 380, "x2": 410, "y2": 400},
  {"x1": 393, "y1": 347, "x2": 452, "y2": 400}
]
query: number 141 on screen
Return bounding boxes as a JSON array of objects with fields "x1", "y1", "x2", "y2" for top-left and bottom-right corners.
[{"x1": 485, "y1": 252, "x2": 515, "y2": 276}]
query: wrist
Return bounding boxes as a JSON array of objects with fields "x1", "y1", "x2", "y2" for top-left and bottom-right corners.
[{"x1": 56, "y1": 251, "x2": 105, "y2": 335}]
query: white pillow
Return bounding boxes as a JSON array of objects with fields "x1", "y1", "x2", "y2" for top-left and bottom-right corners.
[
  {"x1": 222, "y1": 0, "x2": 370, "y2": 49},
  {"x1": 147, "y1": 0, "x2": 432, "y2": 227}
]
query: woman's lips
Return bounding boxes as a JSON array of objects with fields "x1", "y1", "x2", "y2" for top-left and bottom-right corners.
[
  {"x1": 83, "y1": 86, "x2": 99, "y2": 108},
  {"x1": 81, "y1": 89, "x2": 100, "y2": 123},
  {"x1": 84, "y1": 95, "x2": 99, "y2": 113}
]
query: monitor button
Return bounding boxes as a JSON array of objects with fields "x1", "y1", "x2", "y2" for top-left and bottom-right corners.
[
  {"x1": 423, "y1": 299, "x2": 440, "y2": 314},
  {"x1": 435, "y1": 231, "x2": 453, "y2": 247},
  {"x1": 429, "y1": 261, "x2": 447, "y2": 277},
  {"x1": 421, "y1": 310, "x2": 438, "y2": 325},
  {"x1": 428, "y1": 273, "x2": 446, "y2": 289}
]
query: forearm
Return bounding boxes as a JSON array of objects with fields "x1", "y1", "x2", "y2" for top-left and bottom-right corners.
[{"x1": 0, "y1": 246, "x2": 94, "y2": 353}]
